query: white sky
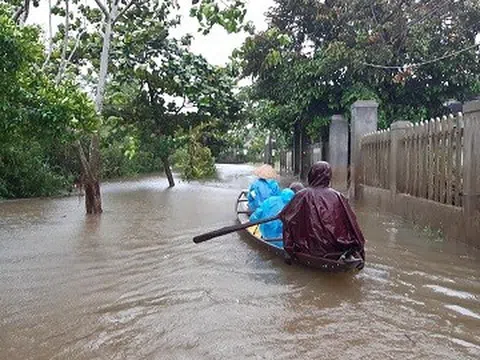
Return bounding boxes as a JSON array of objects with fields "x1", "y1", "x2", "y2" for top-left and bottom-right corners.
[
  {"x1": 27, "y1": 1, "x2": 480, "y2": 67},
  {"x1": 27, "y1": 0, "x2": 275, "y2": 66},
  {"x1": 172, "y1": 0, "x2": 273, "y2": 65}
]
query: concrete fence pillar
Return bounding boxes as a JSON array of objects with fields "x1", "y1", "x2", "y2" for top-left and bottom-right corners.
[
  {"x1": 279, "y1": 150, "x2": 285, "y2": 174},
  {"x1": 350, "y1": 100, "x2": 379, "y2": 199},
  {"x1": 287, "y1": 150, "x2": 293, "y2": 174},
  {"x1": 300, "y1": 127, "x2": 311, "y2": 181},
  {"x1": 462, "y1": 100, "x2": 480, "y2": 245},
  {"x1": 329, "y1": 114, "x2": 349, "y2": 192},
  {"x1": 293, "y1": 122, "x2": 301, "y2": 175},
  {"x1": 389, "y1": 121, "x2": 411, "y2": 199}
]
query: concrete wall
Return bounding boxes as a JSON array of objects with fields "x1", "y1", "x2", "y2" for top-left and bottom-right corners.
[{"x1": 358, "y1": 185, "x2": 465, "y2": 242}]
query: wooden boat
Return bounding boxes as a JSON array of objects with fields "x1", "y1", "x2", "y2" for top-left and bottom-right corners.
[{"x1": 236, "y1": 191, "x2": 365, "y2": 272}]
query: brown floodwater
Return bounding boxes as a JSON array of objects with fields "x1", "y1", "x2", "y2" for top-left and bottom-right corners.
[{"x1": 0, "y1": 164, "x2": 479, "y2": 360}]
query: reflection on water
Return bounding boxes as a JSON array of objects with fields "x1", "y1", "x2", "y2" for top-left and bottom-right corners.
[{"x1": 0, "y1": 164, "x2": 479, "y2": 359}]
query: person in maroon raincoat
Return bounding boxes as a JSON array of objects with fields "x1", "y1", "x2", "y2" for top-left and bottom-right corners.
[{"x1": 279, "y1": 161, "x2": 365, "y2": 261}]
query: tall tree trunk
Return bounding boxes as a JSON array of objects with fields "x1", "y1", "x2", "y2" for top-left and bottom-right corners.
[
  {"x1": 41, "y1": 0, "x2": 53, "y2": 70},
  {"x1": 80, "y1": 133, "x2": 103, "y2": 214},
  {"x1": 95, "y1": 6, "x2": 116, "y2": 113},
  {"x1": 162, "y1": 156, "x2": 175, "y2": 187},
  {"x1": 21, "y1": 0, "x2": 30, "y2": 23},
  {"x1": 76, "y1": 140, "x2": 103, "y2": 214},
  {"x1": 55, "y1": 0, "x2": 69, "y2": 85},
  {"x1": 264, "y1": 132, "x2": 273, "y2": 165},
  {"x1": 80, "y1": 1, "x2": 118, "y2": 215},
  {"x1": 84, "y1": 180, "x2": 102, "y2": 214},
  {"x1": 300, "y1": 124, "x2": 311, "y2": 181},
  {"x1": 14, "y1": 0, "x2": 30, "y2": 24}
]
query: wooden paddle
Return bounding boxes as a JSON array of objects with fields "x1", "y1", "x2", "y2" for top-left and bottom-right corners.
[{"x1": 193, "y1": 215, "x2": 280, "y2": 244}]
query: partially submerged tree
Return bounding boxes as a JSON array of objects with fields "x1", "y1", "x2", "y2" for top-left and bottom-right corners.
[
  {"x1": 174, "y1": 123, "x2": 217, "y2": 180},
  {"x1": 0, "y1": 8, "x2": 98, "y2": 197},
  {"x1": 36, "y1": 0, "x2": 247, "y2": 212},
  {"x1": 103, "y1": 17, "x2": 241, "y2": 187}
]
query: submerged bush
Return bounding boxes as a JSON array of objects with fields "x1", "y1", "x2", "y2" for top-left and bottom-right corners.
[
  {"x1": 0, "y1": 143, "x2": 71, "y2": 199},
  {"x1": 101, "y1": 145, "x2": 163, "y2": 179},
  {"x1": 173, "y1": 125, "x2": 217, "y2": 181},
  {"x1": 174, "y1": 145, "x2": 216, "y2": 181}
]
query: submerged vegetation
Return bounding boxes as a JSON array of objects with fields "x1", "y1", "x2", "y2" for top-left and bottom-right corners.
[
  {"x1": 174, "y1": 124, "x2": 217, "y2": 181},
  {"x1": 2, "y1": 0, "x2": 480, "y2": 206},
  {"x1": 0, "y1": 0, "x2": 247, "y2": 201}
]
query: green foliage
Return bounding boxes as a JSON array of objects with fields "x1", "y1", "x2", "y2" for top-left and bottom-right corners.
[
  {"x1": 340, "y1": 84, "x2": 380, "y2": 110},
  {"x1": 1, "y1": 0, "x2": 247, "y2": 198},
  {"x1": 0, "y1": 7, "x2": 99, "y2": 199},
  {"x1": 245, "y1": 131, "x2": 267, "y2": 163},
  {"x1": 215, "y1": 118, "x2": 270, "y2": 163},
  {"x1": 101, "y1": 144, "x2": 162, "y2": 179},
  {"x1": 173, "y1": 124, "x2": 217, "y2": 180},
  {"x1": 0, "y1": 142, "x2": 72, "y2": 199},
  {"x1": 235, "y1": 88, "x2": 297, "y2": 136},
  {"x1": 0, "y1": 9, "x2": 98, "y2": 143},
  {"x1": 306, "y1": 116, "x2": 329, "y2": 142},
  {"x1": 100, "y1": 2, "x2": 243, "y2": 183},
  {"x1": 99, "y1": 115, "x2": 166, "y2": 178},
  {"x1": 190, "y1": 0, "x2": 249, "y2": 34},
  {"x1": 236, "y1": 0, "x2": 480, "y2": 137}
]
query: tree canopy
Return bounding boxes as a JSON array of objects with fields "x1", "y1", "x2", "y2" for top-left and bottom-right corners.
[
  {"x1": 4, "y1": 0, "x2": 480, "y2": 202},
  {"x1": 0, "y1": 6, "x2": 99, "y2": 198},
  {"x1": 0, "y1": 0, "x2": 247, "y2": 202},
  {"x1": 236, "y1": 0, "x2": 480, "y2": 137}
]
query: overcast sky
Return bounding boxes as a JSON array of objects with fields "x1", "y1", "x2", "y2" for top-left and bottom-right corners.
[
  {"x1": 27, "y1": 0, "x2": 275, "y2": 66},
  {"x1": 172, "y1": 0, "x2": 274, "y2": 65}
]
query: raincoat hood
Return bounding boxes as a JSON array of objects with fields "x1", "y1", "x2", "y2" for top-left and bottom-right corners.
[
  {"x1": 308, "y1": 161, "x2": 332, "y2": 188},
  {"x1": 280, "y1": 189, "x2": 295, "y2": 203},
  {"x1": 279, "y1": 165, "x2": 365, "y2": 260}
]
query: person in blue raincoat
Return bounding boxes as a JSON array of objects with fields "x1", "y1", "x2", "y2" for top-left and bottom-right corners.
[
  {"x1": 247, "y1": 164, "x2": 281, "y2": 211},
  {"x1": 249, "y1": 188, "x2": 296, "y2": 239}
]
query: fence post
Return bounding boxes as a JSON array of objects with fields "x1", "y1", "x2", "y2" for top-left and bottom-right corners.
[
  {"x1": 390, "y1": 121, "x2": 411, "y2": 199},
  {"x1": 300, "y1": 126, "x2": 311, "y2": 180},
  {"x1": 279, "y1": 150, "x2": 285, "y2": 174},
  {"x1": 293, "y1": 122, "x2": 301, "y2": 175},
  {"x1": 462, "y1": 100, "x2": 480, "y2": 245},
  {"x1": 350, "y1": 100, "x2": 378, "y2": 199},
  {"x1": 329, "y1": 114, "x2": 349, "y2": 192},
  {"x1": 286, "y1": 150, "x2": 292, "y2": 174}
]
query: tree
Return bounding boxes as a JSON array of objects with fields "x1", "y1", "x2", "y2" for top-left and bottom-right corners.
[
  {"x1": 237, "y1": 0, "x2": 480, "y2": 136},
  {"x1": 41, "y1": 0, "x2": 247, "y2": 213},
  {"x1": 0, "y1": 7, "x2": 98, "y2": 198},
  {"x1": 9, "y1": 0, "x2": 39, "y2": 24},
  {"x1": 102, "y1": 14, "x2": 242, "y2": 187},
  {"x1": 173, "y1": 123, "x2": 217, "y2": 180}
]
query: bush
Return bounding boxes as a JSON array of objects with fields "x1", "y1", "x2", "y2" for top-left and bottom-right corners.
[
  {"x1": 101, "y1": 144, "x2": 163, "y2": 180},
  {"x1": 0, "y1": 143, "x2": 71, "y2": 199},
  {"x1": 173, "y1": 128, "x2": 217, "y2": 181}
]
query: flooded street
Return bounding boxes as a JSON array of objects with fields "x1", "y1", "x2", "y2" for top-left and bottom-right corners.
[{"x1": 1, "y1": 164, "x2": 479, "y2": 359}]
